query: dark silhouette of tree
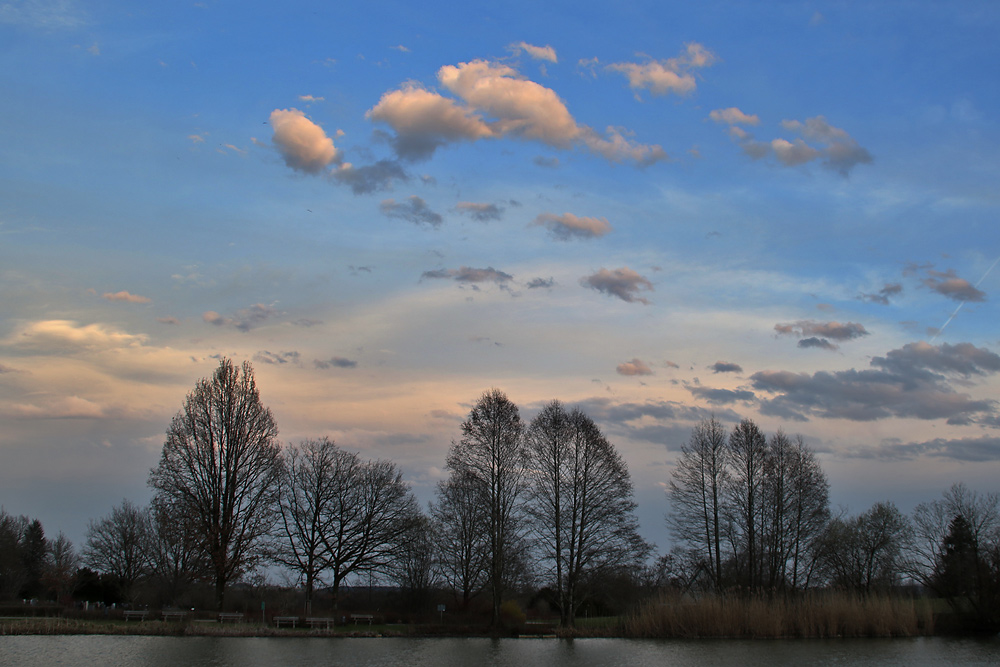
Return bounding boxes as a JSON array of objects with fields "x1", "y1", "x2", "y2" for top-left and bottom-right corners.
[
  {"x1": 430, "y1": 468, "x2": 489, "y2": 608},
  {"x1": 149, "y1": 358, "x2": 282, "y2": 610},
  {"x1": 83, "y1": 499, "x2": 149, "y2": 602},
  {"x1": 668, "y1": 416, "x2": 730, "y2": 590},
  {"x1": 20, "y1": 519, "x2": 48, "y2": 599},
  {"x1": 524, "y1": 401, "x2": 648, "y2": 627},
  {"x1": 0, "y1": 510, "x2": 30, "y2": 599},
  {"x1": 145, "y1": 495, "x2": 203, "y2": 606},
  {"x1": 815, "y1": 501, "x2": 910, "y2": 592},
  {"x1": 727, "y1": 418, "x2": 768, "y2": 591},
  {"x1": 43, "y1": 532, "x2": 78, "y2": 602},
  {"x1": 446, "y1": 388, "x2": 525, "y2": 627},
  {"x1": 389, "y1": 513, "x2": 437, "y2": 611}
]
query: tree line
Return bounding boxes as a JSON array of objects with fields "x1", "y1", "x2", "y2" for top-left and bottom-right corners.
[{"x1": 3, "y1": 358, "x2": 999, "y2": 631}]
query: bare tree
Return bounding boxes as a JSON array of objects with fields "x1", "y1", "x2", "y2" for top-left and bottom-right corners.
[
  {"x1": 727, "y1": 418, "x2": 768, "y2": 591},
  {"x1": 320, "y1": 453, "x2": 419, "y2": 608},
  {"x1": 815, "y1": 501, "x2": 911, "y2": 592},
  {"x1": 447, "y1": 388, "x2": 525, "y2": 627},
  {"x1": 0, "y1": 510, "x2": 29, "y2": 600},
  {"x1": 783, "y1": 436, "x2": 830, "y2": 590},
  {"x1": 524, "y1": 401, "x2": 648, "y2": 627},
  {"x1": 389, "y1": 512, "x2": 437, "y2": 611},
  {"x1": 144, "y1": 495, "x2": 203, "y2": 606},
  {"x1": 430, "y1": 468, "x2": 490, "y2": 608},
  {"x1": 148, "y1": 358, "x2": 282, "y2": 610},
  {"x1": 667, "y1": 416, "x2": 730, "y2": 590},
  {"x1": 43, "y1": 532, "x2": 78, "y2": 601},
  {"x1": 83, "y1": 499, "x2": 149, "y2": 602}
]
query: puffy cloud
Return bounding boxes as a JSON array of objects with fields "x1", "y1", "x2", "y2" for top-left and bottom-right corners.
[
  {"x1": 366, "y1": 85, "x2": 494, "y2": 161},
  {"x1": 269, "y1": 108, "x2": 340, "y2": 174},
  {"x1": 422, "y1": 266, "x2": 513, "y2": 284},
  {"x1": 380, "y1": 196, "x2": 443, "y2": 227},
  {"x1": 331, "y1": 160, "x2": 407, "y2": 194},
  {"x1": 728, "y1": 115, "x2": 872, "y2": 176},
  {"x1": 709, "y1": 107, "x2": 760, "y2": 126},
  {"x1": 607, "y1": 43, "x2": 716, "y2": 97},
  {"x1": 580, "y1": 267, "x2": 653, "y2": 304},
  {"x1": 509, "y1": 41, "x2": 558, "y2": 63},
  {"x1": 687, "y1": 385, "x2": 756, "y2": 405},
  {"x1": 455, "y1": 202, "x2": 503, "y2": 221},
  {"x1": 751, "y1": 341, "x2": 1000, "y2": 424},
  {"x1": 770, "y1": 138, "x2": 821, "y2": 166},
  {"x1": 202, "y1": 303, "x2": 278, "y2": 332},
  {"x1": 712, "y1": 361, "x2": 743, "y2": 374},
  {"x1": 533, "y1": 212, "x2": 612, "y2": 240},
  {"x1": 370, "y1": 60, "x2": 665, "y2": 164},
  {"x1": 527, "y1": 277, "x2": 555, "y2": 289},
  {"x1": 921, "y1": 268, "x2": 986, "y2": 302},
  {"x1": 5, "y1": 320, "x2": 147, "y2": 353},
  {"x1": 616, "y1": 358, "x2": 653, "y2": 376},
  {"x1": 102, "y1": 290, "x2": 151, "y2": 304},
  {"x1": 571, "y1": 396, "x2": 741, "y2": 444},
  {"x1": 314, "y1": 357, "x2": 357, "y2": 369},
  {"x1": 860, "y1": 283, "x2": 903, "y2": 305}
]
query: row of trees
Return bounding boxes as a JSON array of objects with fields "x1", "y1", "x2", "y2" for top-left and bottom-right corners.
[{"x1": 75, "y1": 360, "x2": 648, "y2": 628}]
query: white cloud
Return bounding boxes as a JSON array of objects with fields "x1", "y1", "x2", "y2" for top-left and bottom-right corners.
[
  {"x1": 269, "y1": 108, "x2": 340, "y2": 173},
  {"x1": 510, "y1": 41, "x2": 558, "y2": 63},
  {"x1": 710, "y1": 107, "x2": 760, "y2": 126},
  {"x1": 607, "y1": 43, "x2": 717, "y2": 97},
  {"x1": 5, "y1": 320, "x2": 148, "y2": 353},
  {"x1": 617, "y1": 358, "x2": 653, "y2": 376},
  {"x1": 102, "y1": 290, "x2": 151, "y2": 304},
  {"x1": 533, "y1": 212, "x2": 613, "y2": 240}
]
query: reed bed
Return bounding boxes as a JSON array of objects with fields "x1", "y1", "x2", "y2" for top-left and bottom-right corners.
[{"x1": 624, "y1": 591, "x2": 934, "y2": 639}]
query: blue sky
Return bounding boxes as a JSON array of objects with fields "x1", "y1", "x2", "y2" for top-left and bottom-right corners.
[{"x1": 2, "y1": 0, "x2": 999, "y2": 554}]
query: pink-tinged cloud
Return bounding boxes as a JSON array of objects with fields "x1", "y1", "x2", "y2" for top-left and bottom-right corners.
[
  {"x1": 534, "y1": 212, "x2": 612, "y2": 240},
  {"x1": 369, "y1": 60, "x2": 665, "y2": 164},
  {"x1": 269, "y1": 108, "x2": 340, "y2": 173},
  {"x1": 8, "y1": 320, "x2": 147, "y2": 352},
  {"x1": 581, "y1": 267, "x2": 653, "y2": 304},
  {"x1": 607, "y1": 43, "x2": 716, "y2": 97},
  {"x1": 102, "y1": 290, "x2": 151, "y2": 304},
  {"x1": 510, "y1": 41, "x2": 557, "y2": 63},
  {"x1": 709, "y1": 107, "x2": 760, "y2": 126},
  {"x1": 617, "y1": 358, "x2": 653, "y2": 376}
]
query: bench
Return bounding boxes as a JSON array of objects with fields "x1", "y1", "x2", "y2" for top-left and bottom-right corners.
[
  {"x1": 273, "y1": 616, "x2": 299, "y2": 628},
  {"x1": 123, "y1": 610, "x2": 148, "y2": 621},
  {"x1": 162, "y1": 610, "x2": 187, "y2": 621},
  {"x1": 218, "y1": 612, "x2": 244, "y2": 623},
  {"x1": 306, "y1": 617, "x2": 335, "y2": 629},
  {"x1": 350, "y1": 613, "x2": 374, "y2": 625}
]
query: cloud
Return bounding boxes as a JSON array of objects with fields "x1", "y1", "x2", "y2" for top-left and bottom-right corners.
[
  {"x1": 202, "y1": 303, "x2": 278, "y2": 332},
  {"x1": 712, "y1": 361, "x2": 743, "y2": 374},
  {"x1": 750, "y1": 341, "x2": 1000, "y2": 424},
  {"x1": 533, "y1": 155, "x2": 560, "y2": 168},
  {"x1": 607, "y1": 43, "x2": 716, "y2": 97},
  {"x1": 298, "y1": 94, "x2": 324, "y2": 103},
  {"x1": 269, "y1": 108, "x2": 340, "y2": 173},
  {"x1": 509, "y1": 41, "x2": 558, "y2": 63},
  {"x1": 156, "y1": 316, "x2": 179, "y2": 325},
  {"x1": 774, "y1": 320, "x2": 869, "y2": 342},
  {"x1": 0, "y1": 0, "x2": 88, "y2": 30},
  {"x1": 254, "y1": 350, "x2": 300, "y2": 365},
  {"x1": 921, "y1": 268, "x2": 986, "y2": 302},
  {"x1": 5, "y1": 320, "x2": 147, "y2": 353},
  {"x1": 616, "y1": 358, "x2": 653, "y2": 376},
  {"x1": 709, "y1": 107, "x2": 759, "y2": 126},
  {"x1": 860, "y1": 283, "x2": 903, "y2": 305},
  {"x1": 380, "y1": 196, "x2": 443, "y2": 227},
  {"x1": 366, "y1": 84, "x2": 494, "y2": 161},
  {"x1": 533, "y1": 212, "x2": 612, "y2": 240},
  {"x1": 581, "y1": 267, "x2": 653, "y2": 304},
  {"x1": 314, "y1": 356, "x2": 358, "y2": 369},
  {"x1": 527, "y1": 277, "x2": 555, "y2": 289},
  {"x1": 729, "y1": 115, "x2": 872, "y2": 176},
  {"x1": 369, "y1": 60, "x2": 665, "y2": 164},
  {"x1": 687, "y1": 385, "x2": 756, "y2": 405},
  {"x1": 101, "y1": 290, "x2": 151, "y2": 304},
  {"x1": 570, "y1": 396, "x2": 741, "y2": 445},
  {"x1": 853, "y1": 436, "x2": 1000, "y2": 463},
  {"x1": 798, "y1": 337, "x2": 838, "y2": 351},
  {"x1": 455, "y1": 201, "x2": 503, "y2": 222},
  {"x1": 422, "y1": 266, "x2": 513, "y2": 284},
  {"x1": 331, "y1": 160, "x2": 407, "y2": 194}
]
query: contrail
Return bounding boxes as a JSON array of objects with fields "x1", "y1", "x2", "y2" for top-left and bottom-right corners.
[{"x1": 930, "y1": 254, "x2": 1000, "y2": 341}]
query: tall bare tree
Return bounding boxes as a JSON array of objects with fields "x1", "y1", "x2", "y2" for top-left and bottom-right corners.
[
  {"x1": 144, "y1": 495, "x2": 203, "y2": 606},
  {"x1": 727, "y1": 418, "x2": 768, "y2": 591},
  {"x1": 668, "y1": 416, "x2": 730, "y2": 590},
  {"x1": 447, "y1": 388, "x2": 525, "y2": 627},
  {"x1": 83, "y1": 499, "x2": 149, "y2": 602},
  {"x1": 524, "y1": 401, "x2": 648, "y2": 627},
  {"x1": 430, "y1": 468, "x2": 490, "y2": 608},
  {"x1": 148, "y1": 358, "x2": 282, "y2": 610}
]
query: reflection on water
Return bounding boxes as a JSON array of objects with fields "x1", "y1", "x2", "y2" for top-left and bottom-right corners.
[{"x1": 2, "y1": 635, "x2": 1000, "y2": 667}]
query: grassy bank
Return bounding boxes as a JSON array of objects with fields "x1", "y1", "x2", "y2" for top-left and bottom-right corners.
[
  {"x1": 0, "y1": 617, "x2": 405, "y2": 637},
  {"x1": 624, "y1": 591, "x2": 935, "y2": 639}
]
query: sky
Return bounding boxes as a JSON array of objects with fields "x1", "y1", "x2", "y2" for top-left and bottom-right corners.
[{"x1": 2, "y1": 0, "x2": 999, "y2": 558}]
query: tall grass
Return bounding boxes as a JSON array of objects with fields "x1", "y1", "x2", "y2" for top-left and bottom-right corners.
[{"x1": 624, "y1": 591, "x2": 934, "y2": 639}]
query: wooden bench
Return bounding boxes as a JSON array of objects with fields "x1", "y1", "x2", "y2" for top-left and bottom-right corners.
[
  {"x1": 162, "y1": 610, "x2": 187, "y2": 621},
  {"x1": 273, "y1": 616, "x2": 299, "y2": 628},
  {"x1": 350, "y1": 613, "x2": 374, "y2": 625},
  {"x1": 123, "y1": 610, "x2": 148, "y2": 621},
  {"x1": 306, "y1": 617, "x2": 335, "y2": 629},
  {"x1": 218, "y1": 612, "x2": 244, "y2": 623}
]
